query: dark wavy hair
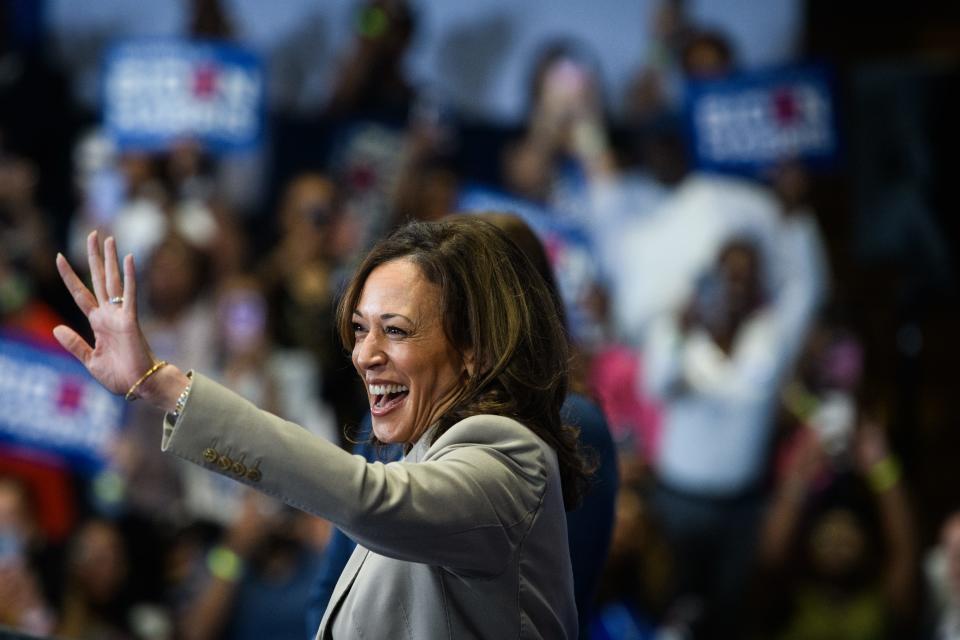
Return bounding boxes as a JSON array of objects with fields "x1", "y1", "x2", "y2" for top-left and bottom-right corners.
[{"x1": 336, "y1": 216, "x2": 590, "y2": 509}]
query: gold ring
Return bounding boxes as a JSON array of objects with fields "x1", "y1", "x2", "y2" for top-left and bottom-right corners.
[{"x1": 108, "y1": 296, "x2": 124, "y2": 305}]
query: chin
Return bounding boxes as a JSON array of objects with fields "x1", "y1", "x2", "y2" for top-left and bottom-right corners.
[{"x1": 371, "y1": 419, "x2": 409, "y2": 444}]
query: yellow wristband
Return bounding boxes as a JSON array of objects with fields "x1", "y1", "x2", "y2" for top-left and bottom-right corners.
[
  {"x1": 867, "y1": 456, "x2": 901, "y2": 494},
  {"x1": 206, "y1": 545, "x2": 244, "y2": 582},
  {"x1": 782, "y1": 381, "x2": 818, "y2": 421}
]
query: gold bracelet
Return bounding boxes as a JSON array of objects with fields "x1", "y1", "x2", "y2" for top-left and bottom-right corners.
[{"x1": 125, "y1": 360, "x2": 169, "y2": 402}]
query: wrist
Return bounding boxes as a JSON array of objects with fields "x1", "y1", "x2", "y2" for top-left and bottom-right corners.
[{"x1": 138, "y1": 364, "x2": 192, "y2": 413}]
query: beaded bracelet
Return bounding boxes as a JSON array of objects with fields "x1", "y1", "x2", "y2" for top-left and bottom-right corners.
[{"x1": 170, "y1": 373, "x2": 194, "y2": 422}]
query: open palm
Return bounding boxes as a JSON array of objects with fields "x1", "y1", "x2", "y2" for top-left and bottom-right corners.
[{"x1": 53, "y1": 231, "x2": 157, "y2": 396}]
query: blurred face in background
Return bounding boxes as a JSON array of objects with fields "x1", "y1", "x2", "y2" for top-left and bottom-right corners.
[
  {"x1": 718, "y1": 242, "x2": 762, "y2": 321},
  {"x1": 68, "y1": 520, "x2": 128, "y2": 605},
  {"x1": 117, "y1": 152, "x2": 157, "y2": 196},
  {"x1": 145, "y1": 235, "x2": 205, "y2": 319},
  {"x1": 681, "y1": 31, "x2": 734, "y2": 80},
  {"x1": 280, "y1": 174, "x2": 338, "y2": 242}
]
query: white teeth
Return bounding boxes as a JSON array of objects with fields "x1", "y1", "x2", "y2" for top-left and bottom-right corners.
[{"x1": 368, "y1": 383, "x2": 409, "y2": 396}]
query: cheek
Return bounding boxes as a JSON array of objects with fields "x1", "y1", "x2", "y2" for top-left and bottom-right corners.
[{"x1": 429, "y1": 351, "x2": 465, "y2": 392}]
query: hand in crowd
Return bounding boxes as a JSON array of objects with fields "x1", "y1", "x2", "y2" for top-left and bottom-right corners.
[{"x1": 533, "y1": 59, "x2": 603, "y2": 151}]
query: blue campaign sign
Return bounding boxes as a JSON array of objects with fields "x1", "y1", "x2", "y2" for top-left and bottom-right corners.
[
  {"x1": 685, "y1": 64, "x2": 839, "y2": 176},
  {"x1": 457, "y1": 186, "x2": 602, "y2": 344},
  {"x1": 0, "y1": 335, "x2": 125, "y2": 471},
  {"x1": 102, "y1": 38, "x2": 264, "y2": 153}
]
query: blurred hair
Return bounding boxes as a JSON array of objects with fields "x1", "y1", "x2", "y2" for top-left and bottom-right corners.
[{"x1": 336, "y1": 216, "x2": 590, "y2": 508}]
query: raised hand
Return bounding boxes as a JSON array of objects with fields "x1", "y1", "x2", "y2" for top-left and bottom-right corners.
[{"x1": 53, "y1": 231, "x2": 158, "y2": 397}]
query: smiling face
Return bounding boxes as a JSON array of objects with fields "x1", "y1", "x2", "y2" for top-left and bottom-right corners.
[{"x1": 351, "y1": 258, "x2": 467, "y2": 444}]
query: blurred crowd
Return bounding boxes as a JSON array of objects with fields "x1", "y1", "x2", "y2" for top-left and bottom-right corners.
[{"x1": 1, "y1": 0, "x2": 958, "y2": 639}]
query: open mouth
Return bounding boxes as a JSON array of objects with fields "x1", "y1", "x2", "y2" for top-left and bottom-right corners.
[{"x1": 369, "y1": 383, "x2": 409, "y2": 412}]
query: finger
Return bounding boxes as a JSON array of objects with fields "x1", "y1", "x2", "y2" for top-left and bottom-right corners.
[
  {"x1": 123, "y1": 253, "x2": 137, "y2": 315},
  {"x1": 53, "y1": 325, "x2": 94, "y2": 365},
  {"x1": 87, "y1": 230, "x2": 108, "y2": 304},
  {"x1": 56, "y1": 253, "x2": 97, "y2": 316},
  {"x1": 104, "y1": 236, "x2": 123, "y2": 300}
]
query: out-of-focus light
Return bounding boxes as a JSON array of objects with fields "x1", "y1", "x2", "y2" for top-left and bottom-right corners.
[{"x1": 357, "y1": 7, "x2": 389, "y2": 40}]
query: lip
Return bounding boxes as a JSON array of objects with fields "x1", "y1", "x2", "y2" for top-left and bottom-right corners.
[{"x1": 370, "y1": 390, "x2": 407, "y2": 417}]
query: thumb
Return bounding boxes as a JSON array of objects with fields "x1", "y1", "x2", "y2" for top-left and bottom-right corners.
[{"x1": 53, "y1": 325, "x2": 93, "y2": 364}]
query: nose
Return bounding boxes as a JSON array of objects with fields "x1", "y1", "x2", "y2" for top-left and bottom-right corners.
[{"x1": 354, "y1": 330, "x2": 386, "y2": 371}]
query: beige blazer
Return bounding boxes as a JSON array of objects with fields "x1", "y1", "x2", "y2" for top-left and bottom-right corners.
[{"x1": 161, "y1": 373, "x2": 577, "y2": 639}]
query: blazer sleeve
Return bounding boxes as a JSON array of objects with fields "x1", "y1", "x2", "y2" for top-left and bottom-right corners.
[{"x1": 162, "y1": 373, "x2": 551, "y2": 576}]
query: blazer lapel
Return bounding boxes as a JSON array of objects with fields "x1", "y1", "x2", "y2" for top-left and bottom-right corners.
[
  {"x1": 316, "y1": 545, "x2": 370, "y2": 638},
  {"x1": 315, "y1": 427, "x2": 435, "y2": 638}
]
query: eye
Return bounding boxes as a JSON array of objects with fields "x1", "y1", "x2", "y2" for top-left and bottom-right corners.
[
  {"x1": 352, "y1": 322, "x2": 367, "y2": 334},
  {"x1": 385, "y1": 325, "x2": 408, "y2": 337}
]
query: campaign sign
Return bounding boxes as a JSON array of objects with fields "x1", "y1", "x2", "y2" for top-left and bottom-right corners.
[
  {"x1": 102, "y1": 39, "x2": 264, "y2": 153},
  {"x1": 686, "y1": 64, "x2": 839, "y2": 176},
  {"x1": 0, "y1": 335, "x2": 125, "y2": 471},
  {"x1": 457, "y1": 186, "x2": 601, "y2": 344}
]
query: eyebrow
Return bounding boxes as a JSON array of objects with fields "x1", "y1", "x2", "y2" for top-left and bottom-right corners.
[{"x1": 352, "y1": 310, "x2": 414, "y2": 323}]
